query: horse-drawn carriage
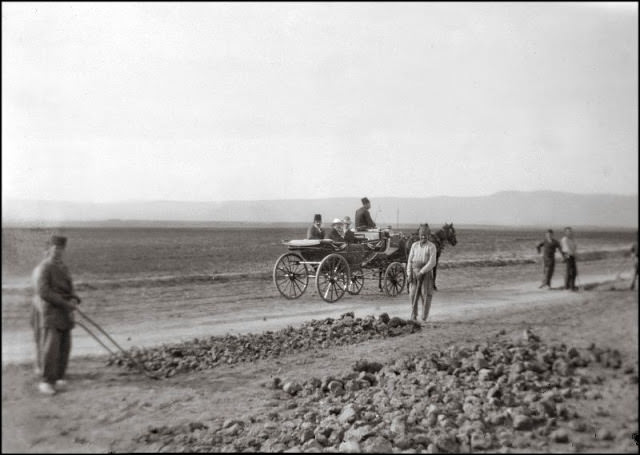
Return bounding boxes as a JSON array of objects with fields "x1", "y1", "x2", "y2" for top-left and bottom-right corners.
[{"x1": 273, "y1": 229, "x2": 409, "y2": 303}]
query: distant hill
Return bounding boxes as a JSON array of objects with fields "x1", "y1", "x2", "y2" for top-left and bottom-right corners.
[{"x1": 2, "y1": 191, "x2": 638, "y2": 228}]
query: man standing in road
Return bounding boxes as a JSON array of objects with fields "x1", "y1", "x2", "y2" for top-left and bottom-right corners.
[
  {"x1": 355, "y1": 197, "x2": 376, "y2": 231},
  {"x1": 536, "y1": 229, "x2": 562, "y2": 289},
  {"x1": 31, "y1": 235, "x2": 81, "y2": 395},
  {"x1": 406, "y1": 224, "x2": 437, "y2": 322},
  {"x1": 561, "y1": 226, "x2": 578, "y2": 291}
]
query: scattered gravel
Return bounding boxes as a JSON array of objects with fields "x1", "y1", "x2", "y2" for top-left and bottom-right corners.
[
  {"x1": 132, "y1": 327, "x2": 637, "y2": 452},
  {"x1": 108, "y1": 312, "x2": 422, "y2": 377}
]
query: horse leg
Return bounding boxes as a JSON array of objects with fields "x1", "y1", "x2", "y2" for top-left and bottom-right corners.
[
  {"x1": 433, "y1": 264, "x2": 438, "y2": 291},
  {"x1": 433, "y1": 252, "x2": 441, "y2": 291}
]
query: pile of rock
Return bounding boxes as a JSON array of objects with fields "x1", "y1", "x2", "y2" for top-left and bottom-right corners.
[
  {"x1": 108, "y1": 312, "x2": 421, "y2": 377},
  {"x1": 135, "y1": 328, "x2": 637, "y2": 453}
]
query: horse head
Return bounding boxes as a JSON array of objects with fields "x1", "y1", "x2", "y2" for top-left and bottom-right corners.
[{"x1": 443, "y1": 222, "x2": 457, "y2": 246}]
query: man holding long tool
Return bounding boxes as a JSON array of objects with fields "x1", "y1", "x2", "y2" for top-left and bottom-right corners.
[
  {"x1": 406, "y1": 224, "x2": 437, "y2": 322},
  {"x1": 31, "y1": 235, "x2": 81, "y2": 395}
]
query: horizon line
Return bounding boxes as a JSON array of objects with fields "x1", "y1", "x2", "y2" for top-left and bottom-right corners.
[{"x1": 3, "y1": 189, "x2": 639, "y2": 204}]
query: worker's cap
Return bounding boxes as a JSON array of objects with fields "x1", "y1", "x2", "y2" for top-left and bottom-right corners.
[
  {"x1": 361, "y1": 197, "x2": 370, "y2": 205},
  {"x1": 342, "y1": 216, "x2": 352, "y2": 224},
  {"x1": 313, "y1": 214, "x2": 322, "y2": 222},
  {"x1": 48, "y1": 235, "x2": 67, "y2": 247},
  {"x1": 332, "y1": 218, "x2": 345, "y2": 225}
]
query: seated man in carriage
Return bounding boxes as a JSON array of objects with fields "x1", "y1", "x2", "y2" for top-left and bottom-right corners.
[
  {"x1": 342, "y1": 216, "x2": 357, "y2": 243},
  {"x1": 306, "y1": 214, "x2": 325, "y2": 240},
  {"x1": 324, "y1": 218, "x2": 346, "y2": 242}
]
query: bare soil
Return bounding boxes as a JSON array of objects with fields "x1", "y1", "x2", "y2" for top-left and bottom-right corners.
[{"x1": 2, "y1": 257, "x2": 638, "y2": 453}]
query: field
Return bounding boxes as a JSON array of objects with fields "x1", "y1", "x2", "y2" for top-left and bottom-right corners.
[
  {"x1": 2, "y1": 225, "x2": 635, "y2": 285},
  {"x1": 2, "y1": 225, "x2": 638, "y2": 452}
]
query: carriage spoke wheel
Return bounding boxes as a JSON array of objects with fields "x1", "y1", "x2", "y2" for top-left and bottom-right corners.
[
  {"x1": 316, "y1": 254, "x2": 350, "y2": 303},
  {"x1": 273, "y1": 253, "x2": 308, "y2": 299},
  {"x1": 384, "y1": 262, "x2": 406, "y2": 297},
  {"x1": 347, "y1": 268, "x2": 365, "y2": 295}
]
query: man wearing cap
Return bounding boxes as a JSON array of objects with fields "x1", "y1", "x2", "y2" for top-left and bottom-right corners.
[
  {"x1": 406, "y1": 224, "x2": 437, "y2": 322},
  {"x1": 355, "y1": 197, "x2": 376, "y2": 231},
  {"x1": 31, "y1": 235, "x2": 81, "y2": 395},
  {"x1": 306, "y1": 214, "x2": 325, "y2": 240},
  {"x1": 325, "y1": 218, "x2": 346, "y2": 242},
  {"x1": 342, "y1": 216, "x2": 357, "y2": 243}
]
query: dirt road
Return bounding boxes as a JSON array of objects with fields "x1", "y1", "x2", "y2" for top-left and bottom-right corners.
[
  {"x1": 2, "y1": 258, "x2": 631, "y2": 364},
  {"x1": 2, "y1": 257, "x2": 637, "y2": 453}
]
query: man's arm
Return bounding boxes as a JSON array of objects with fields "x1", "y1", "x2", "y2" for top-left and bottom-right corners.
[
  {"x1": 536, "y1": 241, "x2": 544, "y2": 254},
  {"x1": 364, "y1": 210, "x2": 376, "y2": 228},
  {"x1": 406, "y1": 243, "x2": 415, "y2": 280},
  {"x1": 419, "y1": 243, "x2": 438, "y2": 275},
  {"x1": 35, "y1": 264, "x2": 77, "y2": 311}
]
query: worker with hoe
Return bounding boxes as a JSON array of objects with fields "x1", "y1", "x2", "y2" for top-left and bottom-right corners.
[
  {"x1": 31, "y1": 234, "x2": 82, "y2": 395},
  {"x1": 406, "y1": 223, "x2": 437, "y2": 322}
]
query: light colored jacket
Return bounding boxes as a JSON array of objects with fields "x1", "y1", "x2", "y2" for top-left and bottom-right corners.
[
  {"x1": 407, "y1": 240, "x2": 437, "y2": 278},
  {"x1": 561, "y1": 236, "x2": 577, "y2": 257}
]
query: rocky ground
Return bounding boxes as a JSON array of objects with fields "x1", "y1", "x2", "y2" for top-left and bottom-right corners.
[
  {"x1": 2, "y1": 273, "x2": 638, "y2": 453},
  {"x1": 128, "y1": 319, "x2": 638, "y2": 453}
]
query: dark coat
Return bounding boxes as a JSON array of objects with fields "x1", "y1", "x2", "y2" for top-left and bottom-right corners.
[
  {"x1": 32, "y1": 258, "x2": 79, "y2": 330},
  {"x1": 307, "y1": 224, "x2": 325, "y2": 240},
  {"x1": 355, "y1": 206, "x2": 376, "y2": 231},
  {"x1": 536, "y1": 239, "x2": 562, "y2": 261},
  {"x1": 325, "y1": 227, "x2": 345, "y2": 242},
  {"x1": 344, "y1": 230, "x2": 357, "y2": 243}
]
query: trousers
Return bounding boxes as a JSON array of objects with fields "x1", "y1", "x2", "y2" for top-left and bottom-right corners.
[
  {"x1": 37, "y1": 327, "x2": 72, "y2": 384},
  {"x1": 564, "y1": 256, "x2": 578, "y2": 290},
  {"x1": 542, "y1": 258, "x2": 555, "y2": 286},
  {"x1": 409, "y1": 271, "x2": 434, "y2": 321}
]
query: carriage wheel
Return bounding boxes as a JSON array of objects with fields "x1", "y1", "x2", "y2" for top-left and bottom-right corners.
[
  {"x1": 315, "y1": 254, "x2": 350, "y2": 303},
  {"x1": 273, "y1": 253, "x2": 309, "y2": 299},
  {"x1": 384, "y1": 262, "x2": 406, "y2": 297},
  {"x1": 347, "y1": 268, "x2": 365, "y2": 295}
]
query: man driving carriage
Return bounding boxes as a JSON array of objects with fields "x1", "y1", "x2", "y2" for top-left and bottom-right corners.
[{"x1": 355, "y1": 197, "x2": 376, "y2": 231}]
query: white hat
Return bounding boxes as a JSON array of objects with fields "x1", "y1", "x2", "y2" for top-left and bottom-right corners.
[{"x1": 332, "y1": 218, "x2": 344, "y2": 225}]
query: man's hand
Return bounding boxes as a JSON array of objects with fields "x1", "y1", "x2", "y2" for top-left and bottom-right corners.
[{"x1": 67, "y1": 299, "x2": 79, "y2": 311}]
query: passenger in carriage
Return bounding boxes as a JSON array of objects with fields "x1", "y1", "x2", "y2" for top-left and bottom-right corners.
[
  {"x1": 306, "y1": 214, "x2": 325, "y2": 240},
  {"x1": 355, "y1": 197, "x2": 377, "y2": 231},
  {"x1": 342, "y1": 216, "x2": 357, "y2": 243},
  {"x1": 325, "y1": 218, "x2": 346, "y2": 242}
]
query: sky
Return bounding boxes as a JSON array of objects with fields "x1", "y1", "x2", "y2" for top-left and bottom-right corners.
[{"x1": 2, "y1": 2, "x2": 638, "y2": 203}]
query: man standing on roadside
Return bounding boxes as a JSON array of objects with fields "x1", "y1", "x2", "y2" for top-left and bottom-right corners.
[
  {"x1": 31, "y1": 235, "x2": 81, "y2": 395},
  {"x1": 536, "y1": 229, "x2": 562, "y2": 289},
  {"x1": 355, "y1": 197, "x2": 376, "y2": 231},
  {"x1": 406, "y1": 224, "x2": 437, "y2": 322},
  {"x1": 561, "y1": 226, "x2": 578, "y2": 291}
]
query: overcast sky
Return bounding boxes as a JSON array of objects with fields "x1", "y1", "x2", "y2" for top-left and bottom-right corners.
[{"x1": 2, "y1": 2, "x2": 638, "y2": 203}]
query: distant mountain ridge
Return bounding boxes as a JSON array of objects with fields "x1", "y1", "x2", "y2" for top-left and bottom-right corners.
[{"x1": 2, "y1": 191, "x2": 638, "y2": 228}]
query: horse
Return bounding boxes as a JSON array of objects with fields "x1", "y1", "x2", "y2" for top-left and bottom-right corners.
[{"x1": 405, "y1": 223, "x2": 457, "y2": 291}]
